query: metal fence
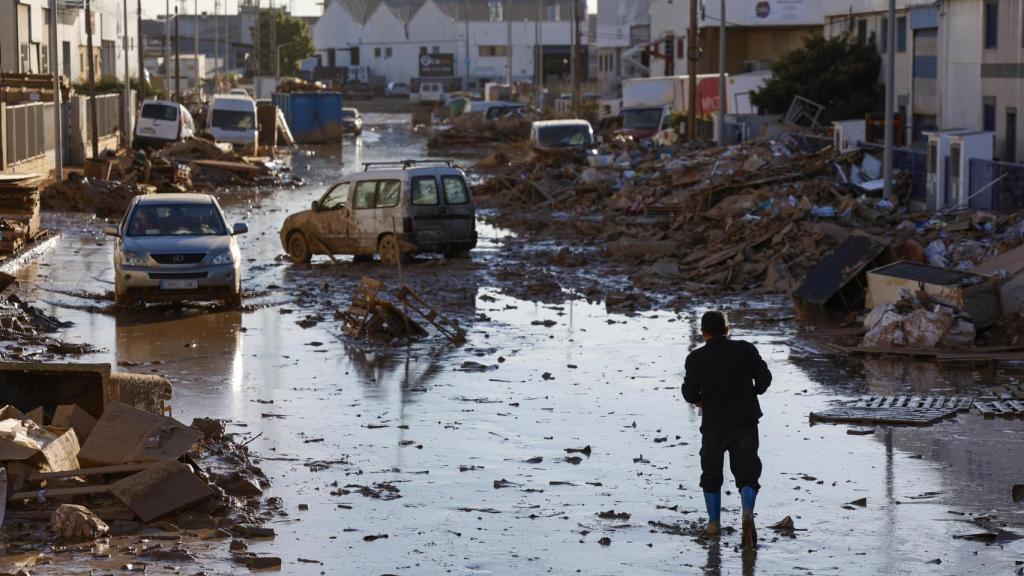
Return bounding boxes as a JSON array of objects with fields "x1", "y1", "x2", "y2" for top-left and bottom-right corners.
[
  {"x1": 788, "y1": 133, "x2": 833, "y2": 153},
  {"x1": 859, "y1": 143, "x2": 928, "y2": 201},
  {"x1": 94, "y1": 93, "x2": 121, "y2": 138},
  {"x1": 967, "y1": 158, "x2": 1024, "y2": 212},
  {"x1": 5, "y1": 101, "x2": 55, "y2": 165}
]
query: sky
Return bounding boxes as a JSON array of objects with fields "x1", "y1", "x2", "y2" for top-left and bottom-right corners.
[{"x1": 141, "y1": 0, "x2": 598, "y2": 19}]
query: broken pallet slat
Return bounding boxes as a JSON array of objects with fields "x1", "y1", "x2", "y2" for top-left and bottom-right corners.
[{"x1": 28, "y1": 462, "x2": 156, "y2": 482}]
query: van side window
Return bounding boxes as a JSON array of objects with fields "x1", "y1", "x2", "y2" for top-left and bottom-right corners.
[
  {"x1": 412, "y1": 176, "x2": 439, "y2": 205},
  {"x1": 354, "y1": 181, "x2": 377, "y2": 209},
  {"x1": 321, "y1": 182, "x2": 349, "y2": 210},
  {"x1": 442, "y1": 176, "x2": 469, "y2": 205},
  {"x1": 377, "y1": 180, "x2": 401, "y2": 208}
]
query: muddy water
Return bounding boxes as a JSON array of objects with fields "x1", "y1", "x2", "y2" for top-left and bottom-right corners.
[{"x1": 7, "y1": 114, "x2": 1024, "y2": 575}]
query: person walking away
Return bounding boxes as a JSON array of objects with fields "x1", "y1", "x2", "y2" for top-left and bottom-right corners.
[{"x1": 681, "y1": 311, "x2": 771, "y2": 548}]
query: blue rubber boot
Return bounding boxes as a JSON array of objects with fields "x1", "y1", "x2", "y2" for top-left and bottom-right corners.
[
  {"x1": 703, "y1": 492, "x2": 721, "y2": 536},
  {"x1": 740, "y1": 486, "x2": 758, "y2": 549}
]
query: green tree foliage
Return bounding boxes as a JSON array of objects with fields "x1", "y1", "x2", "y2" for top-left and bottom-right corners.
[
  {"x1": 253, "y1": 10, "x2": 315, "y2": 77},
  {"x1": 750, "y1": 34, "x2": 884, "y2": 123}
]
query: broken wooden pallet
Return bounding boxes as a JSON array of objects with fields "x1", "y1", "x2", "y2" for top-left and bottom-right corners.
[
  {"x1": 340, "y1": 277, "x2": 382, "y2": 337},
  {"x1": 533, "y1": 178, "x2": 576, "y2": 208},
  {"x1": 396, "y1": 285, "x2": 466, "y2": 344},
  {"x1": 973, "y1": 398, "x2": 1024, "y2": 419},
  {"x1": 811, "y1": 395, "x2": 970, "y2": 427}
]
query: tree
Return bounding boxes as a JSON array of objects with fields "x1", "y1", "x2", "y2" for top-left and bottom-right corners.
[
  {"x1": 253, "y1": 10, "x2": 315, "y2": 77},
  {"x1": 750, "y1": 34, "x2": 884, "y2": 123}
]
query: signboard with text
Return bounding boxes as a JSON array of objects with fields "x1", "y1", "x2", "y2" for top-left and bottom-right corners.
[
  {"x1": 750, "y1": 0, "x2": 807, "y2": 23},
  {"x1": 419, "y1": 53, "x2": 455, "y2": 77}
]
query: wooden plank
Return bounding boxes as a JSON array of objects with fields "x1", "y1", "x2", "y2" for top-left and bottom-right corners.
[
  {"x1": 78, "y1": 401, "x2": 201, "y2": 467},
  {"x1": 28, "y1": 462, "x2": 156, "y2": 482},
  {"x1": 10, "y1": 484, "x2": 112, "y2": 500},
  {"x1": 975, "y1": 401, "x2": 997, "y2": 419},
  {"x1": 1006, "y1": 400, "x2": 1024, "y2": 415},
  {"x1": 109, "y1": 461, "x2": 213, "y2": 522}
]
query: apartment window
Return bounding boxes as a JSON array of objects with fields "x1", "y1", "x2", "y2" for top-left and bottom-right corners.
[
  {"x1": 896, "y1": 16, "x2": 907, "y2": 52},
  {"x1": 420, "y1": 46, "x2": 427, "y2": 55},
  {"x1": 351, "y1": 47, "x2": 360, "y2": 66},
  {"x1": 880, "y1": 18, "x2": 888, "y2": 52},
  {"x1": 983, "y1": 97, "x2": 997, "y2": 132},
  {"x1": 385, "y1": 47, "x2": 392, "y2": 58},
  {"x1": 984, "y1": 0, "x2": 998, "y2": 48},
  {"x1": 857, "y1": 19, "x2": 867, "y2": 46},
  {"x1": 374, "y1": 47, "x2": 381, "y2": 58},
  {"x1": 432, "y1": 46, "x2": 440, "y2": 54},
  {"x1": 479, "y1": 45, "x2": 508, "y2": 57},
  {"x1": 40, "y1": 44, "x2": 49, "y2": 74},
  {"x1": 62, "y1": 41, "x2": 71, "y2": 76}
]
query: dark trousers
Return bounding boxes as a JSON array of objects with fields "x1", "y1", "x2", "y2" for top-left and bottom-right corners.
[{"x1": 699, "y1": 423, "x2": 761, "y2": 492}]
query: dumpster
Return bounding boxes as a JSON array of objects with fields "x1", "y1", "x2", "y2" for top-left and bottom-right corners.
[{"x1": 271, "y1": 92, "x2": 344, "y2": 144}]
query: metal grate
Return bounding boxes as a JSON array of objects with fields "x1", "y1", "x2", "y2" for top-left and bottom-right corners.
[
  {"x1": 870, "y1": 261, "x2": 985, "y2": 287},
  {"x1": 150, "y1": 253, "x2": 206, "y2": 265},
  {"x1": 148, "y1": 272, "x2": 208, "y2": 279}
]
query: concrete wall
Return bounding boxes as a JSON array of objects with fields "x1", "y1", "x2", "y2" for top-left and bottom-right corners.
[
  {"x1": 980, "y1": 0, "x2": 1024, "y2": 161},
  {"x1": 941, "y1": 0, "x2": 983, "y2": 134}
]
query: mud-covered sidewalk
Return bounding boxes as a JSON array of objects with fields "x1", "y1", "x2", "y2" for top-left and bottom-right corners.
[{"x1": 5, "y1": 115, "x2": 1023, "y2": 575}]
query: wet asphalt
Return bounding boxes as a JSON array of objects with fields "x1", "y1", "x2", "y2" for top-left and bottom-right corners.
[{"x1": 6, "y1": 114, "x2": 1024, "y2": 575}]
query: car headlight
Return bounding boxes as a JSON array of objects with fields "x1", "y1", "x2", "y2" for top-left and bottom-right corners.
[
  {"x1": 211, "y1": 251, "x2": 234, "y2": 265},
  {"x1": 122, "y1": 252, "x2": 146, "y2": 267}
]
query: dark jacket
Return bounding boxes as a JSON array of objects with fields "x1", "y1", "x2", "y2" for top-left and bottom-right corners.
[{"x1": 681, "y1": 336, "x2": 771, "y2": 430}]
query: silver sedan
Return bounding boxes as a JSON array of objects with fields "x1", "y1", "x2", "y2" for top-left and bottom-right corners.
[{"x1": 105, "y1": 193, "x2": 247, "y2": 308}]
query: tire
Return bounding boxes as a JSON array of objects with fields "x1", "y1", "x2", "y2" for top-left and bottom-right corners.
[
  {"x1": 287, "y1": 232, "x2": 312, "y2": 264},
  {"x1": 114, "y1": 291, "x2": 132, "y2": 307},
  {"x1": 444, "y1": 248, "x2": 472, "y2": 260},
  {"x1": 353, "y1": 254, "x2": 373, "y2": 264},
  {"x1": 226, "y1": 286, "x2": 243, "y2": 310},
  {"x1": 378, "y1": 234, "x2": 405, "y2": 266}
]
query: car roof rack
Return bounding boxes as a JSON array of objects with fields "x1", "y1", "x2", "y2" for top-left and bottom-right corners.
[{"x1": 362, "y1": 160, "x2": 457, "y2": 171}]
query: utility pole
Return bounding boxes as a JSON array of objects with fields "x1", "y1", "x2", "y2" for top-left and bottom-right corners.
[
  {"x1": 535, "y1": 0, "x2": 541, "y2": 106},
  {"x1": 254, "y1": 0, "x2": 261, "y2": 76},
  {"x1": 571, "y1": 0, "x2": 579, "y2": 114},
  {"x1": 214, "y1": 0, "x2": 219, "y2": 90},
  {"x1": 175, "y1": 7, "x2": 181, "y2": 101},
  {"x1": 883, "y1": 0, "x2": 895, "y2": 200},
  {"x1": 716, "y1": 0, "x2": 725, "y2": 145},
  {"x1": 463, "y1": 0, "x2": 470, "y2": 90},
  {"x1": 269, "y1": 0, "x2": 277, "y2": 78},
  {"x1": 165, "y1": 0, "x2": 170, "y2": 79},
  {"x1": 49, "y1": 0, "x2": 62, "y2": 177},
  {"x1": 123, "y1": 0, "x2": 131, "y2": 149},
  {"x1": 505, "y1": 0, "x2": 512, "y2": 86},
  {"x1": 687, "y1": 0, "x2": 698, "y2": 139},
  {"x1": 85, "y1": 0, "x2": 99, "y2": 159},
  {"x1": 138, "y1": 0, "x2": 145, "y2": 103},
  {"x1": 193, "y1": 0, "x2": 199, "y2": 102}
]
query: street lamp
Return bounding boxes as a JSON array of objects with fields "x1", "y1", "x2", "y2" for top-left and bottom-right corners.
[{"x1": 275, "y1": 41, "x2": 293, "y2": 79}]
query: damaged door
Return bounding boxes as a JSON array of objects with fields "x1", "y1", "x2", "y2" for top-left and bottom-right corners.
[
  {"x1": 439, "y1": 174, "x2": 475, "y2": 245},
  {"x1": 409, "y1": 175, "x2": 445, "y2": 247},
  {"x1": 314, "y1": 182, "x2": 352, "y2": 252}
]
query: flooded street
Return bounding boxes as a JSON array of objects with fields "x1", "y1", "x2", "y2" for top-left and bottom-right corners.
[{"x1": 8, "y1": 114, "x2": 1024, "y2": 575}]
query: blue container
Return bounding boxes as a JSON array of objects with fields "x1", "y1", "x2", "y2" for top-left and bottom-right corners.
[{"x1": 272, "y1": 92, "x2": 344, "y2": 144}]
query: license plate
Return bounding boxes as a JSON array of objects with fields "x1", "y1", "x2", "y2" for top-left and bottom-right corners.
[
  {"x1": 160, "y1": 279, "x2": 198, "y2": 290},
  {"x1": 140, "y1": 127, "x2": 155, "y2": 134}
]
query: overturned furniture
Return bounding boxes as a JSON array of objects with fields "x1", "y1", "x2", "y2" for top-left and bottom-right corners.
[
  {"x1": 340, "y1": 277, "x2": 465, "y2": 344},
  {"x1": 0, "y1": 362, "x2": 173, "y2": 421},
  {"x1": 792, "y1": 234, "x2": 896, "y2": 322}
]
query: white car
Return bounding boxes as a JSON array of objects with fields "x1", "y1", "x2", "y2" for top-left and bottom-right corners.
[
  {"x1": 106, "y1": 193, "x2": 247, "y2": 308},
  {"x1": 133, "y1": 100, "x2": 195, "y2": 150},
  {"x1": 386, "y1": 82, "x2": 410, "y2": 97},
  {"x1": 208, "y1": 94, "x2": 258, "y2": 151}
]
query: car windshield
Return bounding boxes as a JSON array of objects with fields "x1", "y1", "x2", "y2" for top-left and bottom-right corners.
[
  {"x1": 622, "y1": 108, "x2": 663, "y2": 130},
  {"x1": 141, "y1": 104, "x2": 177, "y2": 121},
  {"x1": 537, "y1": 125, "x2": 592, "y2": 148},
  {"x1": 126, "y1": 203, "x2": 227, "y2": 236},
  {"x1": 342, "y1": 110, "x2": 357, "y2": 118},
  {"x1": 211, "y1": 109, "x2": 255, "y2": 130}
]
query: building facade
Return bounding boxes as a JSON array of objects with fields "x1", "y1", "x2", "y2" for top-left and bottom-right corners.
[
  {"x1": 593, "y1": 0, "x2": 650, "y2": 96},
  {"x1": 312, "y1": 0, "x2": 585, "y2": 87}
]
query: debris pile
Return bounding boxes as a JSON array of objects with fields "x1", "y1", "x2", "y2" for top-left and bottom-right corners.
[
  {"x1": 0, "y1": 174, "x2": 43, "y2": 254},
  {"x1": 42, "y1": 137, "x2": 298, "y2": 216},
  {"x1": 862, "y1": 289, "x2": 976, "y2": 349},
  {"x1": 428, "y1": 113, "x2": 532, "y2": 152},
  {"x1": 0, "y1": 398, "x2": 276, "y2": 567},
  {"x1": 275, "y1": 77, "x2": 330, "y2": 93}
]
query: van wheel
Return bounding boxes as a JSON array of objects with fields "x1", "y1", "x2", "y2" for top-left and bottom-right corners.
[
  {"x1": 378, "y1": 234, "x2": 405, "y2": 266},
  {"x1": 444, "y1": 249, "x2": 471, "y2": 260},
  {"x1": 226, "y1": 288, "x2": 243, "y2": 310},
  {"x1": 287, "y1": 232, "x2": 312, "y2": 264}
]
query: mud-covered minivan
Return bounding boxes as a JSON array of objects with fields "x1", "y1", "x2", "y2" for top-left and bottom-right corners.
[{"x1": 279, "y1": 160, "x2": 477, "y2": 264}]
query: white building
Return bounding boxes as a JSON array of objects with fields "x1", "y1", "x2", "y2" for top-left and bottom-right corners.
[
  {"x1": 1, "y1": 0, "x2": 139, "y2": 83},
  {"x1": 593, "y1": 0, "x2": 650, "y2": 95},
  {"x1": 312, "y1": 0, "x2": 585, "y2": 88},
  {"x1": 649, "y1": 0, "x2": 822, "y2": 77},
  {"x1": 823, "y1": 0, "x2": 1023, "y2": 162}
]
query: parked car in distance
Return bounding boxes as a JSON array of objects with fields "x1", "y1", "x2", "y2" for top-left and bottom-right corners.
[
  {"x1": 229, "y1": 87, "x2": 252, "y2": 98},
  {"x1": 279, "y1": 160, "x2": 477, "y2": 265},
  {"x1": 341, "y1": 107, "x2": 363, "y2": 135},
  {"x1": 386, "y1": 82, "x2": 410, "y2": 97},
  {"x1": 133, "y1": 100, "x2": 195, "y2": 150},
  {"x1": 207, "y1": 94, "x2": 258, "y2": 151},
  {"x1": 417, "y1": 82, "x2": 445, "y2": 104},
  {"x1": 461, "y1": 100, "x2": 527, "y2": 120},
  {"x1": 105, "y1": 193, "x2": 248, "y2": 308},
  {"x1": 530, "y1": 119, "x2": 595, "y2": 151}
]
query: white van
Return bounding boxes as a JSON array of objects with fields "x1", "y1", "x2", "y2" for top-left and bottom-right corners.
[
  {"x1": 133, "y1": 100, "x2": 195, "y2": 150},
  {"x1": 417, "y1": 82, "x2": 445, "y2": 104},
  {"x1": 207, "y1": 94, "x2": 258, "y2": 151}
]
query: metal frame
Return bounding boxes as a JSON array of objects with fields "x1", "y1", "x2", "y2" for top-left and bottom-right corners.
[{"x1": 362, "y1": 159, "x2": 458, "y2": 171}]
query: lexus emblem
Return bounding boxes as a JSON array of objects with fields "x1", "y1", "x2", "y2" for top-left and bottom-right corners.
[{"x1": 173, "y1": 255, "x2": 184, "y2": 263}]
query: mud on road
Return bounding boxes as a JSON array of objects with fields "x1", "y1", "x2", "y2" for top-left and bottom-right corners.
[{"x1": 4, "y1": 114, "x2": 1024, "y2": 575}]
